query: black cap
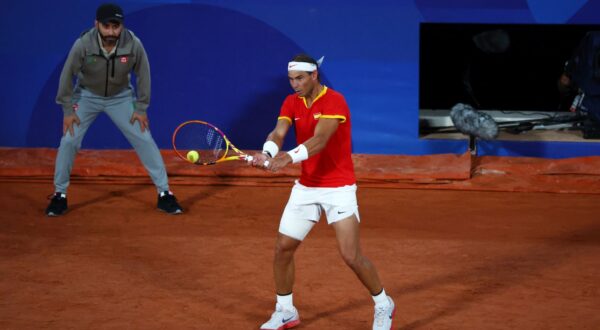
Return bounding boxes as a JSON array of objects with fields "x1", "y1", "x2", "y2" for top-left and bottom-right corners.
[{"x1": 96, "y1": 3, "x2": 124, "y2": 24}]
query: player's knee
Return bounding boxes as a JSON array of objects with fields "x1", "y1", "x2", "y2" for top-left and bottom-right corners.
[
  {"x1": 340, "y1": 248, "x2": 361, "y2": 269},
  {"x1": 274, "y1": 242, "x2": 293, "y2": 256},
  {"x1": 274, "y1": 239, "x2": 297, "y2": 261}
]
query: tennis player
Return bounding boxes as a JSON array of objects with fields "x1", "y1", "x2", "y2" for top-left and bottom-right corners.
[{"x1": 251, "y1": 54, "x2": 395, "y2": 330}]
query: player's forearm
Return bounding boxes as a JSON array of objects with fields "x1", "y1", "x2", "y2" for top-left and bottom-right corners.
[
  {"x1": 266, "y1": 131, "x2": 284, "y2": 149},
  {"x1": 265, "y1": 119, "x2": 291, "y2": 151},
  {"x1": 300, "y1": 135, "x2": 327, "y2": 157},
  {"x1": 279, "y1": 135, "x2": 328, "y2": 166},
  {"x1": 301, "y1": 119, "x2": 338, "y2": 157}
]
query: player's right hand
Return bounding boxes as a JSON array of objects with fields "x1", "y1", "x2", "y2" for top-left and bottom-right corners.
[
  {"x1": 267, "y1": 153, "x2": 292, "y2": 172},
  {"x1": 63, "y1": 114, "x2": 81, "y2": 137}
]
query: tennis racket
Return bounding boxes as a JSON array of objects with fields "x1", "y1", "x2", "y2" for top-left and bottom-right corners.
[{"x1": 172, "y1": 120, "x2": 268, "y2": 166}]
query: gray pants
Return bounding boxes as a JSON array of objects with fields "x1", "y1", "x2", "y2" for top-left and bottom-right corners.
[{"x1": 54, "y1": 88, "x2": 169, "y2": 194}]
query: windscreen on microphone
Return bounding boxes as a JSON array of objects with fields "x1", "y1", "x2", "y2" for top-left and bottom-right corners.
[{"x1": 450, "y1": 103, "x2": 499, "y2": 140}]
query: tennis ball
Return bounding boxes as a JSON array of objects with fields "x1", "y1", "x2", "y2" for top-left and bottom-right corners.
[{"x1": 187, "y1": 150, "x2": 200, "y2": 163}]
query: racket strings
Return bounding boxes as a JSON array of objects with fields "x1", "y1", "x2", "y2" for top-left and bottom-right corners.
[{"x1": 176, "y1": 123, "x2": 227, "y2": 163}]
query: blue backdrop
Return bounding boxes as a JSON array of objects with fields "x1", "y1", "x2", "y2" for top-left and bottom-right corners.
[{"x1": 1, "y1": 0, "x2": 599, "y2": 157}]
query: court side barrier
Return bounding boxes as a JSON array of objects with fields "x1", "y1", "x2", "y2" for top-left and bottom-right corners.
[{"x1": 0, "y1": 148, "x2": 599, "y2": 194}]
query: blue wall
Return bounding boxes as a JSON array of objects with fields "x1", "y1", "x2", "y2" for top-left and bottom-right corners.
[{"x1": 1, "y1": 0, "x2": 599, "y2": 157}]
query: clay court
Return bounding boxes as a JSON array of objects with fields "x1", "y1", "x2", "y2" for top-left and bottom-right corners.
[{"x1": 1, "y1": 149, "x2": 599, "y2": 329}]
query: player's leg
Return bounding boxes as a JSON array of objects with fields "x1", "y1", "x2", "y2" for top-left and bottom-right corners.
[
  {"x1": 331, "y1": 215, "x2": 382, "y2": 293},
  {"x1": 324, "y1": 184, "x2": 395, "y2": 329},
  {"x1": 274, "y1": 184, "x2": 320, "y2": 294},
  {"x1": 273, "y1": 233, "x2": 302, "y2": 296},
  {"x1": 261, "y1": 234, "x2": 309, "y2": 330},
  {"x1": 331, "y1": 216, "x2": 395, "y2": 330},
  {"x1": 47, "y1": 90, "x2": 102, "y2": 216},
  {"x1": 260, "y1": 183, "x2": 319, "y2": 330},
  {"x1": 103, "y1": 89, "x2": 182, "y2": 214}
]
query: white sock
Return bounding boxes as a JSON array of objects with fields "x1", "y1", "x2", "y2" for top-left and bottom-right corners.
[
  {"x1": 277, "y1": 293, "x2": 294, "y2": 310},
  {"x1": 372, "y1": 288, "x2": 389, "y2": 307}
]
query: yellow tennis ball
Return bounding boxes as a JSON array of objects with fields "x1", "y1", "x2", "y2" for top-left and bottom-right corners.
[{"x1": 186, "y1": 150, "x2": 199, "y2": 163}]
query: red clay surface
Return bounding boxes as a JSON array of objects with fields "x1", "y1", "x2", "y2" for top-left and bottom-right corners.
[{"x1": 1, "y1": 181, "x2": 599, "y2": 329}]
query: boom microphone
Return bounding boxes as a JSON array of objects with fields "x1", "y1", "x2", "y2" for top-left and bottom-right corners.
[{"x1": 450, "y1": 103, "x2": 499, "y2": 140}]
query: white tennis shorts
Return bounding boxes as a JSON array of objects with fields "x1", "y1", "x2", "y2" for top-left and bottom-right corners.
[{"x1": 279, "y1": 181, "x2": 360, "y2": 241}]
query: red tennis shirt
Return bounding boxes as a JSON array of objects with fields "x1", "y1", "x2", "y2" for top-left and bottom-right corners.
[{"x1": 279, "y1": 86, "x2": 356, "y2": 187}]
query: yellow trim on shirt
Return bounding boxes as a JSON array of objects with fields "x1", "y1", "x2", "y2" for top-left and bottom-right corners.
[
  {"x1": 320, "y1": 115, "x2": 347, "y2": 123},
  {"x1": 300, "y1": 86, "x2": 328, "y2": 108},
  {"x1": 278, "y1": 116, "x2": 292, "y2": 123}
]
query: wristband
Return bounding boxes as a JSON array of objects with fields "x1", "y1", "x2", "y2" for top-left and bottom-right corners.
[
  {"x1": 262, "y1": 140, "x2": 279, "y2": 158},
  {"x1": 287, "y1": 144, "x2": 309, "y2": 163}
]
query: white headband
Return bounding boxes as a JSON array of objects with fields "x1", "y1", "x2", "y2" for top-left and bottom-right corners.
[{"x1": 287, "y1": 56, "x2": 325, "y2": 72}]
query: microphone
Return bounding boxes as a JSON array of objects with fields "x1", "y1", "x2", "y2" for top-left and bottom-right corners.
[{"x1": 450, "y1": 103, "x2": 499, "y2": 140}]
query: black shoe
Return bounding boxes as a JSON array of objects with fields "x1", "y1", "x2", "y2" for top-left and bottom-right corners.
[
  {"x1": 46, "y1": 193, "x2": 67, "y2": 216},
  {"x1": 157, "y1": 191, "x2": 183, "y2": 215}
]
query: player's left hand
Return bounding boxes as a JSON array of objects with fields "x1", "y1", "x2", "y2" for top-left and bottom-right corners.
[
  {"x1": 250, "y1": 152, "x2": 270, "y2": 168},
  {"x1": 267, "y1": 153, "x2": 292, "y2": 172},
  {"x1": 130, "y1": 112, "x2": 149, "y2": 132}
]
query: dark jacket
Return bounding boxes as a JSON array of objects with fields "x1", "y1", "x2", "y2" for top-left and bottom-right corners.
[{"x1": 56, "y1": 27, "x2": 151, "y2": 115}]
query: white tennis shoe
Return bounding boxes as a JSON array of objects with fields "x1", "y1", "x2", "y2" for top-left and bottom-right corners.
[
  {"x1": 260, "y1": 303, "x2": 300, "y2": 330},
  {"x1": 373, "y1": 296, "x2": 395, "y2": 330}
]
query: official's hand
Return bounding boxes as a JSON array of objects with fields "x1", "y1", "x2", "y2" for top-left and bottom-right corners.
[
  {"x1": 63, "y1": 114, "x2": 81, "y2": 137},
  {"x1": 130, "y1": 112, "x2": 149, "y2": 133},
  {"x1": 267, "y1": 153, "x2": 292, "y2": 172}
]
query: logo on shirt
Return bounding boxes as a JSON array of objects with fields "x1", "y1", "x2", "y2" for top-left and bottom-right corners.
[
  {"x1": 313, "y1": 113, "x2": 321, "y2": 119},
  {"x1": 294, "y1": 117, "x2": 301, "y2": 121},
  {"x1": 120, "y1": 56, "x2": 128, "y2": 63}
]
